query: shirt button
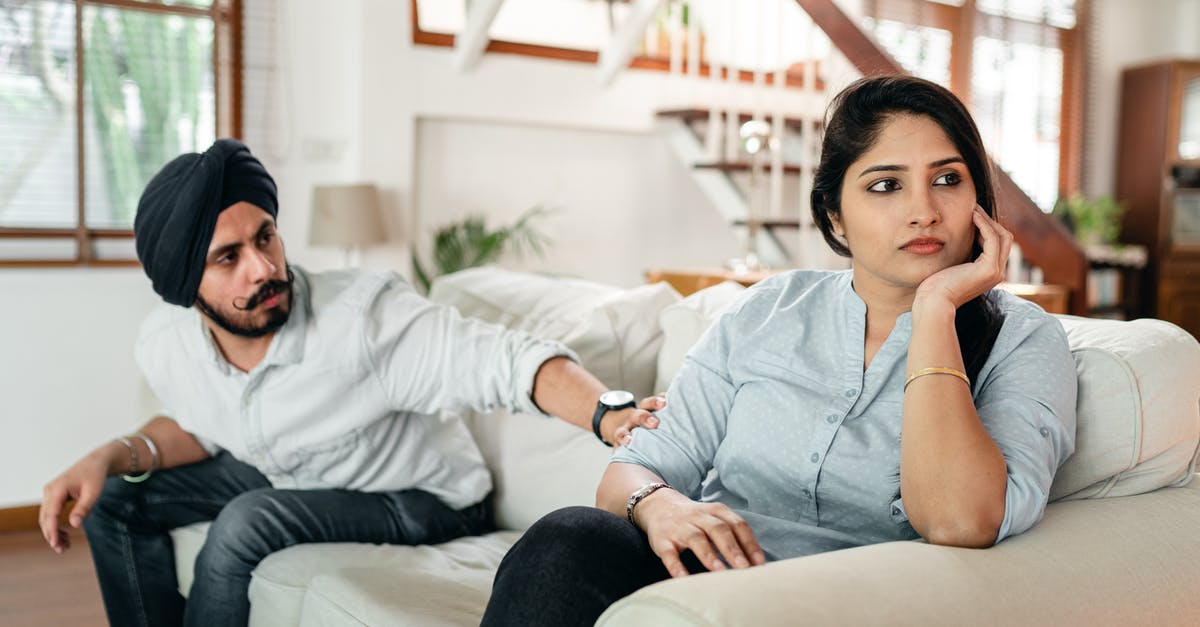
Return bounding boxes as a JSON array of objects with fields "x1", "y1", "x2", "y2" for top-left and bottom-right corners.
[
  {"x1": 1039, "y1": 427, "x2": 1050, "y2": 437},
  {"x1": 801, "y1": 488, "x2": 811, "y2": 497},
  {"x1": 844, "y1": 389, "x2": 858, "y2": 398},
  {"x1": 892, "y1": 506, "x2": 901, "y2": 516},
  {"x1": 810, "y1": 453, "x2": 820, "y2": 463},
  {"x1": 826, "y1": 414, "x2": 838, "y2": 424}
]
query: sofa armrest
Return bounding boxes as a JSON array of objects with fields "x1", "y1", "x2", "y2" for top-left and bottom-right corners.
[{"x1": 598, "y1": 479, "x2": 1200, "y2": 626}]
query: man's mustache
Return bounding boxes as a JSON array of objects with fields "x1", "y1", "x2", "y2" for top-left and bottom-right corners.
[{"x1": 233, "y1": 279, "x2": 291, "y2": 311}]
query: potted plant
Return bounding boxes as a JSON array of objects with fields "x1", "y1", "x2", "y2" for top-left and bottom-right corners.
[
  {"x1": 411, "y1": 205, "x2": 554, "y2": 293},
  {"x1": 1052, "y1": 194, "x2": 1128, "y2": 247}
]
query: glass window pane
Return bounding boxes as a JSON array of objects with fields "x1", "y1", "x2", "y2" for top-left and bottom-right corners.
[
  {"x1": 864, "y1": 18, "x2": 952, "y2": 86},
  {"x1": 1179, "y1": 77, "x2": 1200, "y2": 161},
  {"x1": 972, "y1": 36, "x2": 1063, "y2": 210},
  {"x1": 976, "y1": 0, "x2": 1076, "y2": 29},
  {"x1": 0, "y1": 0, "x2": 78, "y2": 229},
  {"x1": 83, "y1": 5, "x2": 215, "y2": 230},
  {"x1": 129, "y1": 0, "x2": 215, "y2": 9}
]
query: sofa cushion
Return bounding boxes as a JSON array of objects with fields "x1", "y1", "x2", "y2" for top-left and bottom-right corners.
[
  {"x1": 170, "y1": 522, "x2": 519, "y2": 626},
  {"x1": 429, "y1": 267, "x2": 680, "y2": 400},
  {"x1": 253, "y1": 531, "x2": 519, "y2": 627},
  {"x1": 1050, "y1": 316, "x2": 1200, "y2": 500},
  {"x1": 654, "y1": 280, "x2": 748, "y2": 394},
  {"x1": 463, "y1": 409, "x2": 614, "y2": 531},
  {"x1": 653, "y1": 283, "x2": 1200, "y2": 502}
]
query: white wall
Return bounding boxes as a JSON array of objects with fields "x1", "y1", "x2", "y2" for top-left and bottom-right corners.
[
  {"x1": 1085, "y1": 0, "x2": 1200, "y2": 198},
  {"x1": 415, "y1": 118, "x2": 740, "y2": 286},
  {"x1": 0, "y1": 270, "x2": 158, "y2": 508}
]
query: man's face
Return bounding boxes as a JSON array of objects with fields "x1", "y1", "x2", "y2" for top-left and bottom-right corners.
[{"x1": 194, "y1": 202, "x2": 292, "y2": 338}]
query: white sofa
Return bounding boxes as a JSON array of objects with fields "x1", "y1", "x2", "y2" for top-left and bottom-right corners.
[{"x1": 170, "y1": 267, "x2": 1200, "y2": 626}]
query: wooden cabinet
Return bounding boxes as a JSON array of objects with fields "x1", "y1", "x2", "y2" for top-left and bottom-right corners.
[{"x1": 1116, "y1": 59, "x2": 1200, "y2": 338}]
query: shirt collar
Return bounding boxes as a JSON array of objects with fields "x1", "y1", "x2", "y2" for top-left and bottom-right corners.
[{"x1": 841, "y1": 269, "x2": 914, "y2": 331}]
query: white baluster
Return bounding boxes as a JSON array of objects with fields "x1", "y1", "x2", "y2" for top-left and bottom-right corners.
[
  {"x1": 670, "y1": 0, "x2": 684, "y2": 76},
  {"x1": 725, "y1": 0, "x2": 739, "y2": 164}
]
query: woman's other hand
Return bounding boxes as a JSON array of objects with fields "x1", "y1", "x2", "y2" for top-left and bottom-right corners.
[{"x1": 633, "y1": 488, "x2": 767, "y2": 578}]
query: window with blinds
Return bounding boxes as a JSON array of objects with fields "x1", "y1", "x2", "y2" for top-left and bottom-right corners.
[
  {"x1": 0, "y1": 0, "x2": 240, "y2": 265},
  {"x1": 863, "y1": 0, "x2": 1084, "y2": 212}
]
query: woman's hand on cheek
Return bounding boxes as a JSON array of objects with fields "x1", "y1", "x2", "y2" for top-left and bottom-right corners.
[{"x1": 915, "y1": 205, "x2": 1013, "y2": 312}]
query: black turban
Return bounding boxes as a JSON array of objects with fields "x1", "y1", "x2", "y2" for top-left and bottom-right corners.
[{"x1": 134, "y1": 138, "x2": 278, "y2": 307}]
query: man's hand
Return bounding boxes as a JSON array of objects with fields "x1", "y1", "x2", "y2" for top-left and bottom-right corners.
[
  {"x1": 39, "y1": 443, "x2": 121, "y2": 554},
  {"x1": 601, "y1": 394, "x2": 666, "y2": 446},
  {"x1": 633, "y1": 486, "x2": 766, "y2": 578}
]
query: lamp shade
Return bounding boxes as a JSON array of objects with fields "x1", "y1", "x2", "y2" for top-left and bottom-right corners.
[{"x1": 309, "y1": 183, "x2": 387, "y2": 247}]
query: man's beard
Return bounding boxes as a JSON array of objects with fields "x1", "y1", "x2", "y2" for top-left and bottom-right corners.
[{"x1": 194, "y1": 267, "x2": 295, "y2": 338}]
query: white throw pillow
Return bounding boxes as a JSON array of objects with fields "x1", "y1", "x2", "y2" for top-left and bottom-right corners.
[
  {"x1": 655, "y1": 281, "x2": 747, "y2": 392},
  {"x1": 1050, "y1": 316, "x2": 1200, "y2": 500}
]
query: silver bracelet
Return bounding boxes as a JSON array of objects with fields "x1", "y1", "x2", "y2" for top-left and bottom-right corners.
[
  {"x1": 132, "y1": 432, "x2": 160, "y2": 473},
  {"x1": 116, "y1": 434, "x2": 153, "y2": 484},
  {"x1": 626, "y1": 481, "x2": 672, "y2": 524}
]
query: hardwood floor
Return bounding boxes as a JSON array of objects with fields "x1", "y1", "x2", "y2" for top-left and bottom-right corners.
[{"x1": 0, "y1": 529, "x2": 106, "y2": 626}]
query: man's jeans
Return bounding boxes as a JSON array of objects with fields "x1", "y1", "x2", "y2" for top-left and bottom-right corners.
[{"x1": 83, "y1": 452, "x2": 492, "y2": 627}]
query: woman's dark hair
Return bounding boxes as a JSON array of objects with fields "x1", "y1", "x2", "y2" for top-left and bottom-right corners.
[{"x1": 810, "y1": 75, "x2": 1003, "y2": 384}]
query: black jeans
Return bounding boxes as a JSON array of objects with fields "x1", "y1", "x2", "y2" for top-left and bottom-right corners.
[
  {"x1": 480, "y1": 506, "x2": 706, "y2": 627},
  {"x1": 83, "y1": 451, "x2": 492, "y2": 627}
]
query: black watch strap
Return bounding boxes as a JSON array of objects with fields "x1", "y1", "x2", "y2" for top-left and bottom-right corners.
[{"x1": 592, "y1": 398, "x2": 636, "y2": 446}]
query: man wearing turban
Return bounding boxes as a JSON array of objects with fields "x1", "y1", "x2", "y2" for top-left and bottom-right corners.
[{"x1": 37, "y1": 139, "x2": 663, "y2": 626}]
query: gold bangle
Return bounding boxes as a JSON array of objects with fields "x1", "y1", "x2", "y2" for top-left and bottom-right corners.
[{"x1": 904, "y1": 367, "x2": 970, "y2": 392}]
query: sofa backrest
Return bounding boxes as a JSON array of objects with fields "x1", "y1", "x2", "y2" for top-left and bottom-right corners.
[{"x1": 430, "y1": 268, "x2": 1200, "y2": 530}]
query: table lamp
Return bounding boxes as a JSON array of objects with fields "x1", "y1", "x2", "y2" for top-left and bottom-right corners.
[{"x1": 309, "y1": 183, "x2": 386, "y2": 267}]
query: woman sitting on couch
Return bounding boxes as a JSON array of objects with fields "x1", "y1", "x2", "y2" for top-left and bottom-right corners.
[{"x1": 481, "y1": 75, "x2": 1077, "y2": 627}]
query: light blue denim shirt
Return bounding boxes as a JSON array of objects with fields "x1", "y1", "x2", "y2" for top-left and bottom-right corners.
[
  {"x1": 135, "y1": 266, "x2": 575, "y2": 509},
  {"x1": 612, "y1": 270, "x2": 1076, "y2": 560}
]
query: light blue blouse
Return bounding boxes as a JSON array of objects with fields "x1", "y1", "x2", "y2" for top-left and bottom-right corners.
[{"x1": 612, "y1": 270, "x2": 1077, "y2": 560}]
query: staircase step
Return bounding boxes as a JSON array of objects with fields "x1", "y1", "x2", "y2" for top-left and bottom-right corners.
[
  {"x1": 732, "y1": 218, "x2": 806, "y2": 229},
  {"x1": 694, "y1": 161, "x2": 803, "y2": 175},
  {"x1": 658, "y1": 109, "x2": 809, "y2": 131}
]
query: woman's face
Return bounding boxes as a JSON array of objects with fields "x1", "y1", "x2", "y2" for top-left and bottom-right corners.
[{"x1": 832, "y1": 113, "x2": 978, "y2": 293}]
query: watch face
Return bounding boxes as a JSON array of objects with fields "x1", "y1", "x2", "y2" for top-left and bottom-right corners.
[{"x1": 600, "y1": 390, "x2": 635, "y2": 406}]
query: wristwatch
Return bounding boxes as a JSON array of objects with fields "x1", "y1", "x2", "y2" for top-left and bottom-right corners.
[{"x1": 591, "y1": 390, "x2": 636, "y2": 446}]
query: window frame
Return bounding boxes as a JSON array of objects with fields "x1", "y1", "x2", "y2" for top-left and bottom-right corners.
[
  {"x1": 409, "y1": 0, "x2": 825, "y2": 90},
  {"x1": 0, "y1": 0, "x2": 244, "y2": 268},
  {"x1": 863, "y1": 0, "x2": 1086, "y2": 204}
]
